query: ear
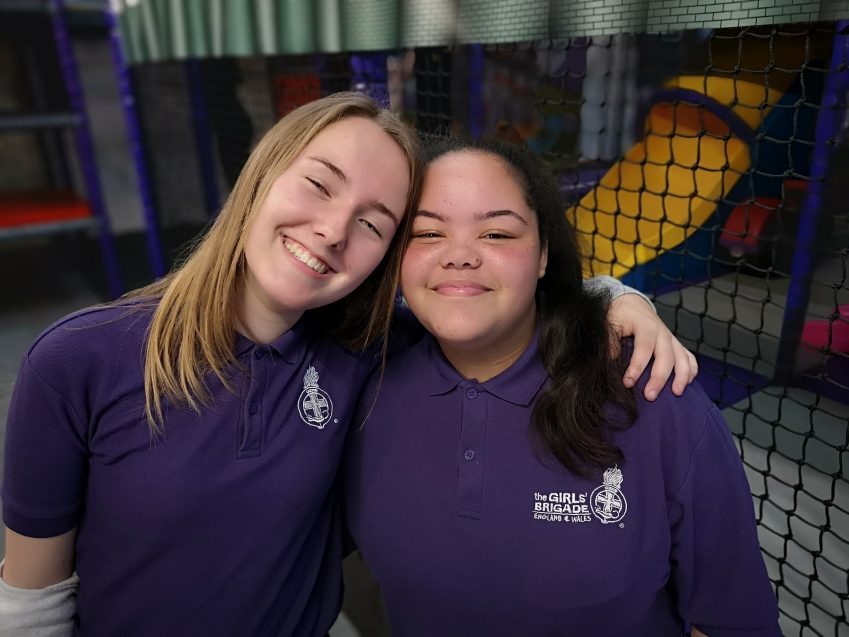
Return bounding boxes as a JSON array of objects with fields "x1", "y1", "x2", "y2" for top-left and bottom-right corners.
[{"x1": 538, "y1": 242, "x2": 548, "y2": 278}]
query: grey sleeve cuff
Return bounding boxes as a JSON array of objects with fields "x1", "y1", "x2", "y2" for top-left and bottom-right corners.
[
  {"x1": 0, "y1": 561, "x2": 78, "y2": 637},
  {"x1": 583, "y1": 275, "x2": 656, "y2": 313}
]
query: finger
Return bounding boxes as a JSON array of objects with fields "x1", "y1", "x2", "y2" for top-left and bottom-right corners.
[
  {"x1": 670, "y1": 343, "x2": 692, "y2": 396},
  {"x1": 643, "y1": 336, "x2": 674, "y2": 401},
  {"x1": 669, "y1": 343, "x2": 700, "y2": 395},
  {"x1": 687, "y1": 350, "x2": 698, "y2": 383},
  {"x1": 623, "y1": 326, "x2": 657, "y2": 389}
]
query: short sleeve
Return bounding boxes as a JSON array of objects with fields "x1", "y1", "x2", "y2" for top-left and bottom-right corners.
[
  {"x1": 668, "y1": 407, "x2": 781, "y2": 636},
  {"x1": 2, "y1": 355, "x2": 88, "y2": 538}
]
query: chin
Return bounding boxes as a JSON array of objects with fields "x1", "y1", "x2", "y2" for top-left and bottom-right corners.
[
  {"x1": 429, "y1": 324, "x2": 493, "y2": 350},
  {"x1": 290, "y1": 284, "x2": 351, "y2": 311}
]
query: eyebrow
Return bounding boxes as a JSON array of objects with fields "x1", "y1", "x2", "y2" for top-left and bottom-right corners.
[
  {"x1": 308, "y1": 156, "x2": 347, "y2": 182},
  {"x1": 474, "y1": 209, "x2": 528, "y2": 225},
  {"x1": 415, "y1": 209, "x2": 528, "y2": 225},
  {"x1": 367, "y1": 200, "x2": 400, "y2": 225},
  {"x1": 415, "y1": 209, "x2": 445, "y2": 221},
  {"x1": 309, "y1": 156, "x2": 400, "y2": 225}
]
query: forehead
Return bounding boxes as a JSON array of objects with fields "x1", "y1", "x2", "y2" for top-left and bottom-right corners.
[
  {"x1": 426, "y1": 150, "x2": 514, "y2": 178},
  {"x1": 292, "y1": 115, "x2": 411, "y2": 203},
  {"x1": 420, "y1": 151, "x2": 530, "y2": 212},
  {"x1": 303, "y1": 116, "x2": 402, "y2": 161}
]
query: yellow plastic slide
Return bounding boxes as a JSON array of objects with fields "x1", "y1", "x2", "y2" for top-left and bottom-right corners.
[{"x1": 569, "y1": 76, "x2": 785, "y2": 279}]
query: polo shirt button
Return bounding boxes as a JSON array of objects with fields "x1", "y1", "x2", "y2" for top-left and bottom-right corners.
[
  {"x1": 254, "y1": 349, "x2": 265, "y2": 360},
  {"x1": 249, "y1": 403, "x2": 259, "y2": 415},
  {"x1": 465, "y1": 388, "x2": 478, "y2": 399},
  {"x1": 463, "y1": 449, "x2": 475, "y2": 461}
]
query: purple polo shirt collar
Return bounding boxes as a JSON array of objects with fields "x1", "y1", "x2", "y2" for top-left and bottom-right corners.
[
  {"x1": 424, "y1": 332, "x2": 548, "y2": 406},
  {"x1": 234, "y1": 315, "x2": 310, "y2": 364}
]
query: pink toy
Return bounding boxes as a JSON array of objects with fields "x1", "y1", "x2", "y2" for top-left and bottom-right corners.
[{"x1": 801, "y1": 305, "x2": 849, "y2": 353}]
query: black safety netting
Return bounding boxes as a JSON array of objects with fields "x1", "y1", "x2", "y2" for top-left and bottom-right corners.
[{"x1": 131, "y1": 23, "x2": 849, "y2": 636}]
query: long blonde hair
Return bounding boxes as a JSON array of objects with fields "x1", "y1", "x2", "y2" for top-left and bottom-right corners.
[{"x1": 126, "y1": 92, "x2": 422, "y2": 432}]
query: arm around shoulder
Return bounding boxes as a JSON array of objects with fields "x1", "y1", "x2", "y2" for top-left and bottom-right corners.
[{"x1": 585, "y1": 276, "x2": 698, "y2": 399}]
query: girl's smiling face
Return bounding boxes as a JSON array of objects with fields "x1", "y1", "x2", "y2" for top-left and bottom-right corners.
[
  {"x1": 401, "y1": 150, "x2": 548, "y2": 365},
  {"x1": 241, "y1": 116, "x2": 410, "y2": 339}
]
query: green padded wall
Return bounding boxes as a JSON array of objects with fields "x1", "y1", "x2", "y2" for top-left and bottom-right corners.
[
  {"x1": 399, "y1": 0, "x2": 457, "y2": 48},
  {"x1": 341, "y1": 0, "x2": 398, "y2": 51},
  {"x1": 456, "y1": 0, "x2": 549, "y2": 44},
  {"x1": 115, "y1": 0, "x2": 849, "y2": 63}
]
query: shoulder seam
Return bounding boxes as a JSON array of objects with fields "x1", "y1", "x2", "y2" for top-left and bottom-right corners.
[
  {"x1": 21, "y1": 354, "x2": 88, "y2": 443},
  {"x1": 27, "y1": 303, "x2": 133, "y2": 354}
]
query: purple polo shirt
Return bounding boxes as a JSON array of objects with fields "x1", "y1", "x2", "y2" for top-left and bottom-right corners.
[
  {"x1": 344, "y1": 334, "x2": 780, "y2": 636},
  {"x1": 3, "y1": 303, "x2": 372, "y2": 636}
]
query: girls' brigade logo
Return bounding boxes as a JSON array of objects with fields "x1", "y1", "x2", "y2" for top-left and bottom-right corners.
[
  {"x1": 298, "y1": 366, "x2": 333, "y2": 429},
  {"x1": 590, "y1": 466, "x2": 628, "y2": 524}
]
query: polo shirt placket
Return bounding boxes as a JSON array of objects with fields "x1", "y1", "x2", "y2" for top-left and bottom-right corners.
[
  {"x1": 240, "y1": 346, "x2": 269, "y2": 458},
  {"x1": 457, "y1": 380, "x2": 486, "y2": 519}
]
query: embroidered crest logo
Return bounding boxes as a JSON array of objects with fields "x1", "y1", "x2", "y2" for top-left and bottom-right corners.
[
  {"x1": 590, "y1": 466, "x2": 628, "y2": 524},
  {"x1": 297, "y1": 365, "x2": 333, "y2": 429}
]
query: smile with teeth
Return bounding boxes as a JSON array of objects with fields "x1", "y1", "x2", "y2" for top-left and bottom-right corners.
[{"x1": 283, "y1": 238, "x2": 330, "y2": 274}]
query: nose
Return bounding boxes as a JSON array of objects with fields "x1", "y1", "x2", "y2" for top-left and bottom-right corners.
[
  {"x1": 439, "y1": 241, "x2": 481, "y2": 269},
  {"x1": 312, "y1": 207, "x2": 349, "y2": 250}
]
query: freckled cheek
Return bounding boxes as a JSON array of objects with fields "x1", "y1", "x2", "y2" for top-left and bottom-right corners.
[
  {"x1": 400, "y1": 246, "x2": 436, "y2": 291},
  {"x1": 487, "y1": 245, "x2": 542, "y2": 287}
]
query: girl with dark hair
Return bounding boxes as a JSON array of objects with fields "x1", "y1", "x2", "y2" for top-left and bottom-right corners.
[{"x1": 344, "y1": 137, "x2": 780, "y2": 636}]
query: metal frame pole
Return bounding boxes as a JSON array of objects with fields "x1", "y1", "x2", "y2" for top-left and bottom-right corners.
[
  {"x1": 774, "y1": 21, "x2": 849, "y2": 385},
  {"x1": 103, "y1": 0, "x2": 166, "y2": 278},
  {"x1": 50, "y1": 0, "x2": 123, "y2": 297}
]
